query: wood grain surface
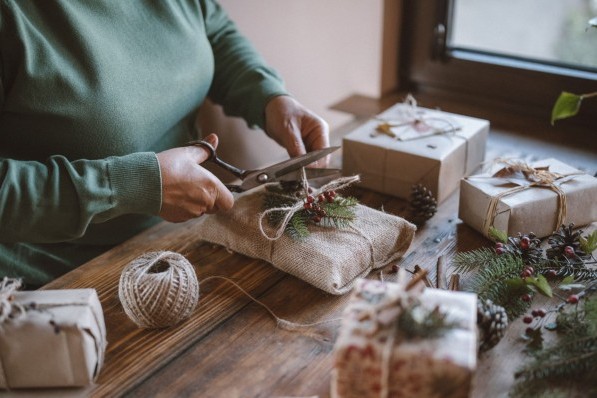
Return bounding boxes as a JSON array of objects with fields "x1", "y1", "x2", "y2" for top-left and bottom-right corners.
[{"x1": 16, "y1": 126, "x2": 593, "y2": 398}]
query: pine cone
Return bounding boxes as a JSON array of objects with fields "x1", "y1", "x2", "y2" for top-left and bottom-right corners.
[
  {"x1": 409, "y1": 184, "x2": 437, "y2": 225},
  {"x1": 477, "y1": 298, "x2": 508, "y2": 352},
  {"x1": 546, "y1": 223, "x2": 589, "y2": 260},
  {"x1": 502, "y1": 232, "x2": 544, "y2": 265}
]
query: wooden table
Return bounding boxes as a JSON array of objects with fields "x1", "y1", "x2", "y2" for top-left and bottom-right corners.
[{"x1": 10, "y1": 125, "x2": 595, "y2": 398}]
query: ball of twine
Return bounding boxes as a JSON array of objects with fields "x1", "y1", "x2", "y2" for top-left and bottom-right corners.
[{"x1": 118, "y1": 251, "x2": 199, "y2": 329}]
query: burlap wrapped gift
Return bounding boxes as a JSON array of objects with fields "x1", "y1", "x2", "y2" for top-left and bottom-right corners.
[
  {"x1": 343, "y1": 99, "x2": 489, "y2": 203},
  {"x1": 331, "y1": 275, "x2": 478, "y2": 398},
  {"x1": 459, "y1": 158, "x2": 597, "y2": 239},
  {"x1": 0, "y1": 280, "x2": 107, "y2": 389},
  {"x1": 195, "y1": 189, "x2": 416, "y2": 295}
]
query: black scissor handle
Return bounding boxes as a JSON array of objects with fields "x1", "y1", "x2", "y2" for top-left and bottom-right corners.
[{"x1": 186, "y1": 140, "x2": 247, "y2": 179}]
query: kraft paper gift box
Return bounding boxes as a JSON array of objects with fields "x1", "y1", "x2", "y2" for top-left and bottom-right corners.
[
  {"x1": 331, "y1": 275, "x2": 477, "y2": 398},
  {"x1": 459, "y1": 158, "x2": 597, "y2": 239},
  {"x1": 342, "y1": 102, "x2": 489, "y2": 203},
  {"x1": 0, "y1": 285, "x2": 107, "y2": 389}
]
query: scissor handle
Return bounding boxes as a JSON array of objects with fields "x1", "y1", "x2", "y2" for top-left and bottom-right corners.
[{"x1": 186, "y1": 140, "x2": 247, "y2": 179}]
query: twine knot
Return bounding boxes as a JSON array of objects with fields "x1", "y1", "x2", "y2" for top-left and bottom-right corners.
[
  {"x1": 0, "y1": 278, "x2": 26, "y2": 324},
  {"x1": 118, "y1": 251, "x2": 200, "y2": 329},
  {"x1": 258, "y1": 170, "x2": 360, "y2": 241}
]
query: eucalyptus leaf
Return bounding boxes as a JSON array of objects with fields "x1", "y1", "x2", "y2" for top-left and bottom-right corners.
[
  {"x1": 551, "y1": 92, "x2": 582, "y2": 125},
  {"x1": 526, "y1": 274, "x2": 553, "y2": 298},
  {"x1": 558, "y1": 283, "x2": 586, "y2": 292},
  {"x1": 579, "y1": 230, "x2": 597, "y2": 254},
  {"x1": 489, "y1": 226, "x2": 508, "y2": 243}
]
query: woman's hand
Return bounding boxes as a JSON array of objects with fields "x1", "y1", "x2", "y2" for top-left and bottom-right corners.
[
  {"x1": 156, "y1": 134, "x2": 234, "y2": 223},
  {"x1": 264, "y1": 95, "x2": 330, "y2": 166}
]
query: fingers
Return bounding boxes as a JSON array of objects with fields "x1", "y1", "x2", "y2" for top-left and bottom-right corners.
[{"x1": 189, "y1": 133, "x2": 219, "y2": 164}]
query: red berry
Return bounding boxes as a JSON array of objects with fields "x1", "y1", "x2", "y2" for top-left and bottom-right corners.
[
  {"x1": 306, "y1": 195, "x2": 314, "y2": 203},
  {"x1": 537, "y1": 309, "x2": 547, "y2": 317},
  {"x1": 523, "y1": 315, "x2": 533, "y2": 324},
  {"x1": 525, "y1": 327, "x2": 535, "y2": 335},
  {"x1": 495, "y1": 242, "x2": 504, "y2": 248},
  {"x1": 318, "y1": 194, "x2": 326, "y2": 203},
  {"x1": 521, "y1": 294, "x2": 532, "y2": 302},
  {"x1": 526, "y1": 266, "x2": 534, "y2": 274},
  {"x1": 520, "y1": 236, "x2": 530, "y2": 250},
  {"x1": 521, "y1": 270, "x2": 532, "y2": 278},
  {"x1": 546, "y1": 269, "x2": 558, "y2": 278},
  {"x1": 307, "y1": 187, "x2": 313, "y2": 194},
  {"x1": 567, "y1": 294, "x2": 579, "y2": 304},
  {"x1": 327, "y1": 196, "x2": 335, "y2": 203},
  {"x1": 312, "y1": 216, "x2": 322, "y2": 223},
  {"x1": 303, "y1": 202, "x2": 312, "y2": 210},
  {"x1": 531, "y1": 309, "x2": 539, "y2": 317},
  {"x1": 564, "y1": 246, "x2": 575, "y2": 258},
  {"x1": 496, "y1": 247, "x2": 505, "y2": 255},
  {"x1": 328, "y1": 190, "x2": 337, "y2": 197}
]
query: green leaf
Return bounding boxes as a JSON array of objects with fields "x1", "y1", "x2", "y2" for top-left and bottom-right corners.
[
  {"x1": 580, "y1": 230, "x2": 597, "y2": 254},
  {"x1": 489, "y1": 226, "x2": 508, "y2": 243},
  {"x1": 560, "y1": 275, "x2": 575, "y2": 286},
  {"x1": 551, "y1": 92, "x2": 583, "y2": 125},
  {"x1": 526, "y1": 275, "x2": 553, "y2": 298}
]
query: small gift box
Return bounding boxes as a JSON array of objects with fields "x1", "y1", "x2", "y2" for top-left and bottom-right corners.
[
  {"x1": 0, "y1": 279, "x2": 107, "y2": 389},
  {"x1": 459, "y1": 158, "x2": 597, "y2": 239},
  {"x1": 331, "y1": 273, "x2": 477, "y2": 398},
  {"x1": 342, "y1": 97, "x2": 489, "y2": 203}
]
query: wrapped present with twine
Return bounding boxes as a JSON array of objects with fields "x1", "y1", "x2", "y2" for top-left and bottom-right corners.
[
  {"x1": 331, "y1": 271, "x2": 478, "y2": 398},
  {"x1": 194, "y1": 179, "x2": 416, "y2": 295},
  {"x1": 459, "y1": 158, "x2": 597, "y2": 239},
  {"x1": 342, "y1": 95, "x2": 489, "y2": 203},
  {"x1": 0, "y1": 278, "x2": 106, "y2": 389}
]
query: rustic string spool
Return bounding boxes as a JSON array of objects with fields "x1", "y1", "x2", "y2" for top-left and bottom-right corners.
[{"x1": 118, "y1": 251, "x2": 199, "y2": 329}]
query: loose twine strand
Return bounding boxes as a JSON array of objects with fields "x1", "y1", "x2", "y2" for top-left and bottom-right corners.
[
  {"x1": 257, "y1": 170, "x2": 360, "y2": 241},
  {"x1": 118, "y1": 251, "x2": 340, "y2": 337}
]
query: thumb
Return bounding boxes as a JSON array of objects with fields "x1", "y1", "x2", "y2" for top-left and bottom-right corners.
[{"x1": 192, "y1": 133, "x2": 219, "y2": 164}]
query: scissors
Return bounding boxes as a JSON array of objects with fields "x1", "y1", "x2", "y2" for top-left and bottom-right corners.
[{"x1": 186, "y1": 139, "x2": 341, "y2": 192}]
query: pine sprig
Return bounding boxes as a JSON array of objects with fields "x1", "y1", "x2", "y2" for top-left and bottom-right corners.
[
  {"x1": 452, "y1": 248, "x2": 500, "y2": 274},
  {"x1": 262, "y1": 184, "x2": 358, "y2": 239}
]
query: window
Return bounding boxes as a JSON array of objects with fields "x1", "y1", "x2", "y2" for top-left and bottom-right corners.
[{"x1": 400, "y1": 0, "x2": 597, "y2": 131}]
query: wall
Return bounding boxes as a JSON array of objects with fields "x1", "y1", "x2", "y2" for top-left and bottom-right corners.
[{"x1": 199, "y1": 0, "x2": 392, "y2": 178}]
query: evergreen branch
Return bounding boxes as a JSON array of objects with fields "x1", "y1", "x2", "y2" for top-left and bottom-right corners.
[{"x1": 452, "y1": 248, "x2": 500, "y2": 274}]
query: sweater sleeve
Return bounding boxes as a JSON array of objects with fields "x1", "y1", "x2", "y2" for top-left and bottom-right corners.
[
  {"x1": 0, "y1": 153, "x2": 162, "y2": 244},
  {"x1": 200, "y1": 0, "x2": 288, "y2": 129}
]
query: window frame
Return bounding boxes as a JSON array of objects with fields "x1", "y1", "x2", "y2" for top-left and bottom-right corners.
[{"x1": 399, "y1": 0, "x2": 597, "y2": 132}]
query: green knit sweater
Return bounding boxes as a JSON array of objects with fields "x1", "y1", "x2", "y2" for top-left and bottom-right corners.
[{"x1": 0, "y1": 0, "x2": 287, "y2": 286}]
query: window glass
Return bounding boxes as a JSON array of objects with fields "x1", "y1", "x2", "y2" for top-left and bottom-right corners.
[{"x1": 450, "y1": 0, "x2": 597, "y2": 71}]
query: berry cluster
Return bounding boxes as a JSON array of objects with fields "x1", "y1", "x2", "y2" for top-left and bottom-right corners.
[
  {"x1": 522, "y1": 292, "x2": 581, "y2": 337},
  {"x1": 303, "y1": 190, "x2": 337, "y2": 223}
]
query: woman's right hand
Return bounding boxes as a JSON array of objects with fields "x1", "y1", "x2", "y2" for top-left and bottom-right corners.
[{"x1": 156, "y1": 134, "x2": 234, "y2": 223}]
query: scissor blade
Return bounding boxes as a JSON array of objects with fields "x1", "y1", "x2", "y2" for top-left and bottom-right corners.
[
  {"x1": 239, "y1": 146, "x2": 340, "y2": 191},
  {"x1": 272, "y1": 146, "x2": 340, "y2": 178},
  {"x1": 276, "y1": 168, "x2": 341, "y2": 182}
]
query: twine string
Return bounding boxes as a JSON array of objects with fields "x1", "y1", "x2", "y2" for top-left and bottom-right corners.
[{"x1": 258, "y1": 171, "x2": 360, "y2": 241}]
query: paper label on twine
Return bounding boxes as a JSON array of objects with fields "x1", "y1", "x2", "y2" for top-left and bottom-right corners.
[
  {"x1": 342, "y1": 100, "x2": 488, "y2": 203},
  {"x1": 331, "y1": 276, "x2": 477, "y2": 398}
]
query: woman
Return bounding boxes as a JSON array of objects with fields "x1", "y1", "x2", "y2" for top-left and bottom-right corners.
[{"x1": 0, "y1": 0, "x2": 329, "y2": 287}]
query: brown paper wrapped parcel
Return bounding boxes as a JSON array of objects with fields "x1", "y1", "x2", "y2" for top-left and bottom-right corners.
[
  {"x1": 0, "y1": 288, "x2": 106, "y2": 389},
  {"x1": 195, "y1": 189, "x2": 416, "y2": 295},
  {"x1": 343, "y1": 102, "x2": 489, "y2": 203},
  {"x1": 331, "y1": 277, "x2": 477, "y2": 398},
  {"x1": 459, "y1": 158, "x2": 597, "y2": 239}
]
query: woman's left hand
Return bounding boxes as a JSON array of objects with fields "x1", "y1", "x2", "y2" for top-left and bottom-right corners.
[{"x1": 264, "y1": 95, "x2": 330, "y2": 167}]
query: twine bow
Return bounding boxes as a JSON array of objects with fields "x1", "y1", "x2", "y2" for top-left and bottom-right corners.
[
  {"x1": 375, "y1": 94, "x2": 461, "y2": 141},
  {"x1": 0, "y1": 278, "x2": 26, "y2": 324},
  {"x1": 480, "y1": 159, "x2": 580, "y2": 236},
  {"x1": 258, "y1": 170, "x2": 360, "y2": 240}
]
